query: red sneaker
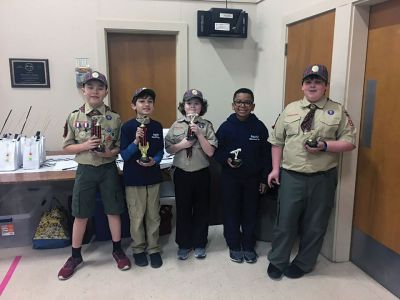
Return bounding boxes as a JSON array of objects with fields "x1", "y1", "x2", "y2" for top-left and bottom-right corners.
[
  {"x1": 58, "y1": 256, "x2": 83, "y2": 280},
  {"x1": 112, "y1": 251, "x2": 131, "y2": 271}
]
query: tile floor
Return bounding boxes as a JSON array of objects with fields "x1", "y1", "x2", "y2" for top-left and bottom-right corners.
[{"x1": 0, "y1": 225, "x2": 398, "y2": 300}]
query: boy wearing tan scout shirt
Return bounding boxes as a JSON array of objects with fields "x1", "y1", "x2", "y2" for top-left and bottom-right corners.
[
  {"x1": 58, "y1": 71, "x2": 130, "y2": 280},
  {"x1": 266, "y1": 64, "x2": 356, "y2": 279},
  {"x1": 165, "y1": 89, "x2": 218, "y2": 260}
]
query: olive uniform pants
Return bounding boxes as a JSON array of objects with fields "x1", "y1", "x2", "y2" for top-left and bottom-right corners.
[{"x1": 268, "y1": 167, "x2": 337, "y2": 272}]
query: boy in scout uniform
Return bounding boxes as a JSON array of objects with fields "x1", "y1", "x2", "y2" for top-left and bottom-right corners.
[
  {"x1": 165, "y1": 89, "x2": 218, "y2": 260},
  {"x1": 58, "y1": 71, "x2": 131, "y2": 280},
  {"x1": 214, "y1": 88, "x2": 272, "y2": 264},
  {"x1": 266, "y1": 64, "x2": 356, "y2": 279},
  {"x1": 120, "y1": 87, "x2": 164, "y2": 268}
]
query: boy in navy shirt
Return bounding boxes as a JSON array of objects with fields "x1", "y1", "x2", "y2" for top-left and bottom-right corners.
[
  {"x1": 120, "y1": 87, "x2": 164, "y2": 268},
  {"x1": 215, "y1": 88, "x2": 272, "y2": 263}
]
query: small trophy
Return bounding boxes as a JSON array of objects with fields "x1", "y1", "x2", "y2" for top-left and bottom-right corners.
[
  {"x1": 91, "y1": 118, "x2": 105, "y2": 152},
  {"x1": 229, "y1": 148, "x2": 242, "y2": 167},
  {"x1": 186, "y1": 113, "x2": 199, "y2": 141},
  {"x1": 138, "y1": 117, "x2": 150, "y2": 163}
]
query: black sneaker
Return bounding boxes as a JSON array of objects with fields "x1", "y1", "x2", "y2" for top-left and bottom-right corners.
[
  {"x1": 133, "y1": 252, "x2": 148, "y2": 267},
  {"x1": 267, "y1": 263, "x2": 283, "y2": 280},
  {"x1": 284, "y1": 264, "x2": 306, "y2": 279},
  {"x1": 243, "y1": 250, "x2": 257, "y2": 263},
  {"x1": 229, "y1": 250, "x2": 244, "y2": 263},
  {"x1": 149, "y1": 252, "x2": 163, "y2": 268}
]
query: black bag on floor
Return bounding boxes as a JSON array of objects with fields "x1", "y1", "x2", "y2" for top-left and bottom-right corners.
[{"x1": 159, "y1": 205, "x2": 173, "y2": 236}]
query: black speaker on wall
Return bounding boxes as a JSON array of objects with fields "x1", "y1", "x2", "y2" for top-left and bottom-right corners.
[{"x1": 197, "y1": 8, "x2": 248, "y2": 38}]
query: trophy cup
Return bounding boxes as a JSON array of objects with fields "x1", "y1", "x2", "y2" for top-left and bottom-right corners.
[
  {"x1": 138, "y1": 117, "x2": 150, "y2": 163},
  {"x1": 229, "y1": 148, "x2": 242, "y2": 167},
  {"x1": 186, "y1": 113, "x2": 199, "y2": 141},
  {"x1": 91, "y1": 118, "x2": 105, "y2": 152}
]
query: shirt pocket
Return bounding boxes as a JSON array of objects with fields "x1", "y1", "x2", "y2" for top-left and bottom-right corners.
[
  {"x1": 284, "y1": 115, "x2": 301, "y2": 136},
  {"x1": 172, "y1": 128, "x2": 186, "y2": 143},
  {"x1": 319, "y1": 115, "x2": 340, "y2": 139}
]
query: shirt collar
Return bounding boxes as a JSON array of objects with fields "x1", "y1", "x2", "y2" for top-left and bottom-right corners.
[
  {"x1": 300, "y1": 96, "x2": 328, "y2": 109},
  {"x1": 177, "y1": 115, "x2": 203, "y2": 123},
  {"x1": 85, "y1": 103, "x2": 106, "y2": 115}
]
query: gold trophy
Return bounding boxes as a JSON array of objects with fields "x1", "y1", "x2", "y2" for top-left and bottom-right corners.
[{"x1": 138, "y1": 117, "x2": 150, "y2": 163}]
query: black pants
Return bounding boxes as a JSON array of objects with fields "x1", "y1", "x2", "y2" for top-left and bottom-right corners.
[
  {"x1": 174, "y1": 167, "x2": 210, "y2": 249},
  {"x1": 221, "y1": 174, "x2": 259, "y2": 251}
]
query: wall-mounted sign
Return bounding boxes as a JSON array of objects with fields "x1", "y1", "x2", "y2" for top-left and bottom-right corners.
[{"x1": 9, "y1": 58, "x2": 50, "y2": 88}]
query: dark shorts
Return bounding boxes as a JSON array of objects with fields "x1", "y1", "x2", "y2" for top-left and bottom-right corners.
[{"x1": 72, "y1": 162, "x2": 125, "y2": 218}]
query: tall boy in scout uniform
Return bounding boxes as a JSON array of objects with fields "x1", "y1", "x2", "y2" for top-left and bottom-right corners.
[
  {"x1": 267, "y1": 64, "x2": 356, "y2": 279},
  {"x1": 165, "y1": 89, "x2": 218, "y2": 260},
  {"x1": 58, "y1": 71, "x2": 131, "y2": 280},
  {"x1": 120, "y1": 87, "x2": 164, "y2": 268}
]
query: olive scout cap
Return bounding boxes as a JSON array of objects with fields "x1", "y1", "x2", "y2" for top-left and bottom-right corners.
[
  {"x1": 82, "y1": 71, "x2": 108, "y2": 87},
  {"x1": 302, "y1": 64, "x2": 329, "y2": 83},
  {"x1": 132, "y1": 87, "x2": 156, "y2": 103},
  {"x1": 183, "y1": 89, "x2": 204, "y2": 102}
]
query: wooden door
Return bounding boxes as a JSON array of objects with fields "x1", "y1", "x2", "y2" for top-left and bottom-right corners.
[
  {"x1": 284, "y1": 11, "x2": 335, "y2": 106},
  {"x1": 107, "y1": 33, "x2": 176, "y2": 127},
  {"x1": 353, "y1": 0, "x2": 400, "y2": 254}
]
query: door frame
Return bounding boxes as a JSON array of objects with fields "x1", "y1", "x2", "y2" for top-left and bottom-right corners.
[
  {"x1": 96, "y1": 20, "x2": 188, "y2": 109},
  {"x1": 281, "y1": 0, "x2": 388, "y2": 262}
]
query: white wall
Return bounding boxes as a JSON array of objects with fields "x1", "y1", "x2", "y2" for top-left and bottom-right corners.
[{"x1": 0, "y1": 0, "x2": 257, "y2": 150}]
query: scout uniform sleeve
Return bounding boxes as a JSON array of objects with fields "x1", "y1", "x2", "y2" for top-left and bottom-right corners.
[
  {"x1": 268, "y1": 111, "x2": 286, "y2": 147},
  {"x1": 164, "y1": 122, "x2": 177, "y2": 150},
  {"x1": 336, "y1": 108, "x2": 357, "y2": 145},
  {"x1": 113, "y1": 115, "x2": 122, "y2": 148},
  {"x1": 62, "y1": 113, "x2": 77, "y2": 148},
  {"x1": 205, "y1": 120, "x2": 218, "y2": 148}
]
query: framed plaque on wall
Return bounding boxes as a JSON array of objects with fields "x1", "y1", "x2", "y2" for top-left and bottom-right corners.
[{"x1": 9, "y1": 58, "x2": 50, "y2": 88}]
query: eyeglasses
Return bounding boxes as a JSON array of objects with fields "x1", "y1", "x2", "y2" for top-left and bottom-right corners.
[{"x1": 233, "y1": 101, "x2": 253, "y2": 107}]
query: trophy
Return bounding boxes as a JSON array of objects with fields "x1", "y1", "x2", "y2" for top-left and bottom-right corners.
[
  {"x1": 91, "y1": 118, "x2": 105, "y2": 152},
  {"x1": 186, "y1": 113, "x2": 199, "y2": 141},
  {"x1": 229, "y1": 148, "x2": 242, "y2": 167},
  {"x1": 305, "y1": 138, "x2": 318, "y2": 148},
  {"x1": 138, "y1": 117, "x2": 150, "y2": 163}
]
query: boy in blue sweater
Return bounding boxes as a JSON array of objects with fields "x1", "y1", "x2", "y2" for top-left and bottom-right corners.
[
  {"x1": 215, "y1": 88, "x2": 272, "y2": 263},
  {"x1": 120, "y1": 87, "x2": 164, "y2": 268}
]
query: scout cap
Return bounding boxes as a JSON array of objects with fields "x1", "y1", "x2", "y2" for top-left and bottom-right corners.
[
  {"x1": 132, "y1": 87, "x2": 156, "y2": 103},
  {"x1": 183, "y1": 89, "x2": 204, "y2": 102},
  {"x1": 82, "y1": 71, "x2": 108, "y2": 88},
  {"x1": 302, "y1": 64, "x2": 329, "y2": 83}
]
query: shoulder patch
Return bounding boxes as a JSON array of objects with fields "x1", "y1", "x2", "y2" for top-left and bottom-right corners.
[{"x1": 344, "y1": 110, "x2": 354, "y2": 127}]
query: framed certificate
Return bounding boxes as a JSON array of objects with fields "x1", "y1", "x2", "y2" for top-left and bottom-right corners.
[{"x1": 9, "y1": 58, "x2": 50, "y2": 88}]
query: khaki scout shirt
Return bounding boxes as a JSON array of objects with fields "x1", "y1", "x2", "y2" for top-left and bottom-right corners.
[
  {"x1": 63, "y1": 103, "x2": 121, "y2": 166},
  {"x1": 165, "y1": 116, "x2": 218, "y2": 172},
  {"x1": 268, "y1": 97, "x2": 356, "y2": 173}
]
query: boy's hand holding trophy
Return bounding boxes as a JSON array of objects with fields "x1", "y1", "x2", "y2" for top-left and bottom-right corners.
[
  {"x1": 186, "y1": 113, "x2": 199, "y2": 158},
  {"x1": 228, "y1": 148, "x2": 242, "y2": 168},
  {"x1": 91, "y1": 117, "x2": 105, "y2": 152}
]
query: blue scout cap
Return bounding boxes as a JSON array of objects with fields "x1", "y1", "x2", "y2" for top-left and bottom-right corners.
[
  {"x1": 183, "y1": 89, "x2": 204, "y2": 102},
  {"x1": 132, "y1": 87, "x2": 156, "y2": 103},
  {"x1": 302, "y1": 64, "x2": 329, "y2": 83},
  {"x1": 82, "y1": 71, "x2": 108, "y2": 87}
]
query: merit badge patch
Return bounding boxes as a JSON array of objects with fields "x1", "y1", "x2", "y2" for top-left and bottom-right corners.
[
  {"x1": 106, "y1": 115, "x2": 112, "y2": 120},
  {"x1": 327, "y1": 110, "x2": 334, "y2": 115}
]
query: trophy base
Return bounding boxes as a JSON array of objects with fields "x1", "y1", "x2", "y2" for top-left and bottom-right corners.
[
  {"x1": 305, "y1": 139, "x2": 318, "y2": 148},
  {"x1": 231, "y1": 159, "x2": 242, "y2": 168},
  {"x1": 93, "y1": 145, "x2": 105, "y2": 152},
  {"x1": 139, "y1": 157, "x2": 151, "y2": 163},
  {"x1": 186, "y1": 135, "x2": 197, "y2": 141}
]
